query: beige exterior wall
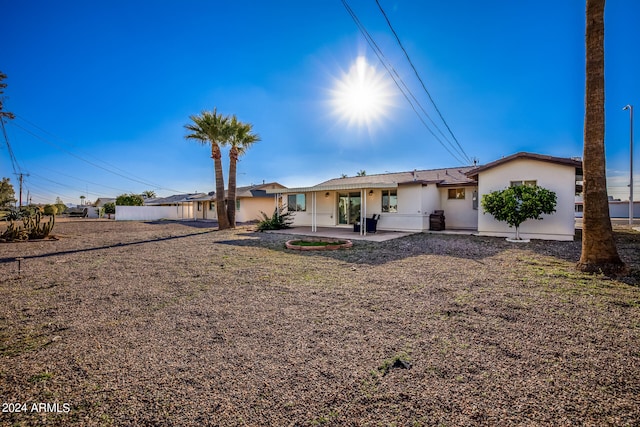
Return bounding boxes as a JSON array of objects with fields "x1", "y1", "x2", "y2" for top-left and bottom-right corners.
[
  {"x1": 236, "y1": 197, "x2": 279, "y2": 223},
  {"x1": 439, "y1": 186, "x2": 478, "y2": 230},
  {"x1": 477, "y1": 159, "x2": 576, "y2": 240}
]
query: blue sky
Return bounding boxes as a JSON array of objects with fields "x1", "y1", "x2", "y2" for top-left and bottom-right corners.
[{"x1": 1, "y1": 0, "x2": 639, "y2": 205}]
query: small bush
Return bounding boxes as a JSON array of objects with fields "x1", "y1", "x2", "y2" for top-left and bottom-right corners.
[{"x1": 256, "y1": 207, "x2": 294, "y2": 231}]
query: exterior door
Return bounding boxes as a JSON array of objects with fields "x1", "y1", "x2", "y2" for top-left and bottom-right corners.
[{"x1": 337, "y1": 192, "x2": 361, "y2": 225}]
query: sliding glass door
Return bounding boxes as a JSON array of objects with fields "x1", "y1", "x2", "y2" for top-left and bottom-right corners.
[{"x1": 337, "y1": 192, "x2": 361, "y2": 225}]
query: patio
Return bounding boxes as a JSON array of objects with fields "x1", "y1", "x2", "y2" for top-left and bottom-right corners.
[
  {"x1": 265, "y1": 226, "x2": 478, "y2": 242},
  {"x1": 265, "y1": 226, "x2": 414, "y2": 242}
]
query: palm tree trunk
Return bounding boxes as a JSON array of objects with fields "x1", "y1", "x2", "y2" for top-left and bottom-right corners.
[
  {"x1": 226, "y1": 146, "x2": 238, "y2": 228},
  {"x1": 212, "y1": 143, "x2": 231, "y2": 230},
  {"x1": 577, "y1": 0, "x2": 626, "y2": 275}
]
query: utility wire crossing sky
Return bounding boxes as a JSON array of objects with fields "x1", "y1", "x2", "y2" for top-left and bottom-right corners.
[{"x1": 1, "y1": 0, "x2": 639, "y2": 205}]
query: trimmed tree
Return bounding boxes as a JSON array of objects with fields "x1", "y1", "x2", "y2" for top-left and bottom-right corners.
[
  {"x1": 116, "y1": 193, "x2": 144, "y2": 206},
  {"x1": 481, "y1": 185, "x2": 557, "y2": 240}
]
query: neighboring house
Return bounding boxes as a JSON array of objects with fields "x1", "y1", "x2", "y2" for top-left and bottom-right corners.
[
  {"x1": 266, "y1": 152, "x2": 582, "y2": 241},
  {"x1": 87, "y1": 197, "x2": 116, "y2": 218},
  {"x1": 94, "y1": 197, "x2": 116, "y2": 207},
  {"x1": 116, "y1": 193, "x2": 204, "y2": 221},
  {"x1": 116, "y1": 183, "x2": 288, "y2": 222},
  {"x1": 190, "y1": 182, "x2": 287, "y2": 222}
]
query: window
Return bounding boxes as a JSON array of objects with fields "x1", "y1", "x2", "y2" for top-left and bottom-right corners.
[
  {"x1": 287, "y1": 194, "x2": 306, "y2": 212},
  {"x1": 448, "y1": 188, "x2": 465, "y2": 199},
  {"x1": 510, "y1": 180, "x2": 537, "y2": 187},
  {"x1": 209, "y1": 202, "x2": 215, "y2": 211},
  {"x1": 381, "y1": 190, "x2": 397, "y2": 212},
  {"x1": 236, "y1": 199, "x2": 240, "y2": 211},
  {"x1": 197, "y1": 201, "x2": 202, "y2": 211},
  {"x1": 575, "y1": 204, "x2": 583, "y2": 213}
]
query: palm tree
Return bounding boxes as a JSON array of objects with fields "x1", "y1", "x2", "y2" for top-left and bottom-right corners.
[
  {"x1": 227, "y1": 116, "x2": 260, "y2": 227},
  {"x1": 141, "y1": 190, "x2": 156, "y2": 199},
  {"x1": 577, "y1": 0, "x2": 626, "y2": 275},
  {"x1": 185, "y1": 108, "x2": 232, "y2": 230}
]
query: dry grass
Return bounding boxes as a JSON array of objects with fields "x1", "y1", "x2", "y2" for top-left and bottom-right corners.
[{"x1": 0, "y1": 219, "x2": 639, "y2": 426}]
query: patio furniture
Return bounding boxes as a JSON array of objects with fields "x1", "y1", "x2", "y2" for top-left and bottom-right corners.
[{"x1": 354, "y1": 214, "x2": 379, "y2": 233}]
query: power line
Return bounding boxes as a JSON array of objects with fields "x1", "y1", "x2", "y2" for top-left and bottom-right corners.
[
  {"x1": 340, "y1": 0, "x2": 467, "y2": 165},
  {"x1": 1, "y1": 117, "x2": 21, "y2": 175},
  {"x1": 374, "y1": 0, "x2": 472, "y2": 165},
  {"x1": 8, "y1": 116, "x2": 190, "y2": 194}
]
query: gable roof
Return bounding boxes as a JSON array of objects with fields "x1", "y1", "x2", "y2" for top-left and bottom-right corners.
[
  {"x1": 144, "y1": 193, "x2": 206, "y2": 205},
  {"x1": 175, "y1": 182, "x2": 287, "y2": 202},
  {"x1": 465, "y1": 152, "x2": 582, "y2": 179},
  {"x1": 268, "y1": 166, "x2": 477, "y2": 194}
]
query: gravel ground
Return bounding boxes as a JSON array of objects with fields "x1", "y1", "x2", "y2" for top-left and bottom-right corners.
[{"x1": 0, "y1": 219, "x2": 639, "y2": 426}]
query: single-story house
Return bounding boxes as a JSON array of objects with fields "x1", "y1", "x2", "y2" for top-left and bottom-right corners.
[
  {"x1": 116, "y1": 183, "x2": 287, "y2": 222},
  {"x1": 190, "y1": 182, "x2": 287, "y2": 223},
  {"x1": 266, "y1": 152, "x2": 582, "y2": 241}
]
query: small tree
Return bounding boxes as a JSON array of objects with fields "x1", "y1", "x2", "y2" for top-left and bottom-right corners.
[
  {"x1": 103, "y1": 202, "x2": 116, "y2": 219},
  {"x1": 43, "y1": 204, "x2": 58, "y2": 215},
  {"x1": 481, "y1": 185, "x2": 557, "y2": 240},
  {"x1": 116, "y1": 193, "x2": 144, "y2": 206},
  {"x1": 0, "y1": 177, "x2": 16, "y2": 208},
  {"x1": 141, "y1": 190, "x2": 157, "y2": 199}
]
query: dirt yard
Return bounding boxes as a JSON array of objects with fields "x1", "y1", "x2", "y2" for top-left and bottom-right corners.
[{"x1": 1, "y1": 219, "x2": 639, "y2": 426}]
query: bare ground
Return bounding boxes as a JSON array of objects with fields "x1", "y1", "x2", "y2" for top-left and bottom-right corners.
[{"x1": 0, "y1": 219, "x2": 639, "y2": 426}]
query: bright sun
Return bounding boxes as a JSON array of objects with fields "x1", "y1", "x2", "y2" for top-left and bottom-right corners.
[{"x1": 331, "y1": 56, "x2": 394, "y2": 128}]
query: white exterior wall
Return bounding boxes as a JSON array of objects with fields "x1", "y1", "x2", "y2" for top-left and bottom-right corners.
[
  {"x1": 289, "y1": 192, "x2": 338, "y2": 227},
  {"x1": 116, "y1": 205, "x2": 195, "y2": 221},
  {"x1": 477, "y1": 159, "x2": 576, "y2": 240},
  {"x1": 379, "y1": 184, "x2": 431, "y2": 232},
  {"x1": 439, "y1": 186, "x2": 478, "y2": 230}
]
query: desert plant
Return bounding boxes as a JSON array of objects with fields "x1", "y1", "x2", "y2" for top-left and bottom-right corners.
[
  {"x1": 256, "y1": 206, "x2": 294, "y2": 231},
  {"x1": 22, "y1": 211, "x2": 56, "y2": 240},
  {"x1": 0, "y1": 220, "x2": 29, "y2": 242}
]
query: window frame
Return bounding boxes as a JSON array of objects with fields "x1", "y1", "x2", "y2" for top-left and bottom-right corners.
[
  {"x1": 447, "y1": 188, "x2": 466, "y2": 200},
  {"x1": 287, "y1": 194, "x2": 306, "y2": 212},
  {"x1": 381, "y1": 189, "x2": 398, "y2": 213}
]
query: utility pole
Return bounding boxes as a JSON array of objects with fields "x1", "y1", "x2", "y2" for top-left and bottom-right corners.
[
  {"x1": 18, "y1": 173, "x2": 24, "y2": 209},
  {"x1": 623, "y1": 105, "x2": 634, "y2": 225}
]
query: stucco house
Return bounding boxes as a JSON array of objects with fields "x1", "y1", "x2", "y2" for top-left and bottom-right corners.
[
  {"x1": 266, "y1": 152, "x2": 582, "y2": 241},
  {"x1": 183, "y1": 182, "x2": 287, "y2": 223},
  {"x1": 117, "y1": 183, "x2": 286, "y2": 222}
]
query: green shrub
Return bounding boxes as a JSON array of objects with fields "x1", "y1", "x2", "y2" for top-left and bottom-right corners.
[
  {"x1": 481, "y1": 184, "x2": 557, "y2": 240},
  {"x1": 43, "y1": 204, "x2": 58, "y2": 215},
  {"x1": 256, "y1": 206, "x2": 294, "y2": 231}
]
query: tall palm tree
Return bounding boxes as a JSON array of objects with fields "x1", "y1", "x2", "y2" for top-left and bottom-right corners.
[
  {"x1": 577, "y1": 0, "x2": 626, "y2": 275},
  {"x1": 185, "y1": 108, "x2": 232, "y2": 230},
  {"x1": 227, "y1": 116, "x2": 260, "y2": 227}
]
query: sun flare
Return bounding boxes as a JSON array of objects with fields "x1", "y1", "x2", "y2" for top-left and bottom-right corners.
[{"x1": 331, "y1": 56, "x2": 394, "y2": 128}]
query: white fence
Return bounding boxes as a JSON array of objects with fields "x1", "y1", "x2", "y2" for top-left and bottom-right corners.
[{"x1": 116, "y1": 205, "x2": 195, "y2": 221}]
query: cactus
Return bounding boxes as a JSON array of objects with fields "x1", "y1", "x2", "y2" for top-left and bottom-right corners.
[
  {"x1": 1, "y1": 212, "x2": 55, "y2": 242},
  {"x1": 0, "y1": 220, "x2": 29, "y2": 242},
  {"x1": 27, "y1": 211, "x2": 55, "y2": 240}
]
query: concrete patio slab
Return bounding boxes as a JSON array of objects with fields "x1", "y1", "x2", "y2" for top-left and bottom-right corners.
[{"x1": 264, "y1": 227, "x2": 415, "y2": 242}]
